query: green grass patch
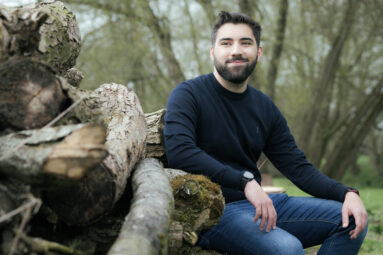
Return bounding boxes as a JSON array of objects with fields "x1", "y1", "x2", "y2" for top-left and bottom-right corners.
[{"x1": 273, "y1": 178, "x2": 383, "y2": 254}]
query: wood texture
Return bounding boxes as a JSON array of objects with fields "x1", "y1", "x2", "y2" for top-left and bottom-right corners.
[
  {"x1": 0, "y1": 58, "x2": 67, "y2": 131},
  {"x1": 0, "y1": 1, "x2": 81, "y2": 74},
  {"x1": 145, "y1": 108, "x2": 166, "y2": 160},
  {"x1": 46, "y1": 83, "x2": 147, "y2": 225},
  {"x1": 0, "y1": 123, "x2": 107, "y2": 187},
  {"x1": 107, "y1": 158, "x2": 173, "y2": 255}
]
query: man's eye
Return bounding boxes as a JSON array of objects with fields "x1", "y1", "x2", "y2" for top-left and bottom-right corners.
[
  {"x1": 242, "y1": 42, "x2": 252, "y2": 45},
  {"x1": 221, "y1": 42, "x2": 230, "y2": 45}
]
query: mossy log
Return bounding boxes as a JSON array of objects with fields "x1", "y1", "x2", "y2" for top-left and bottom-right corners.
[
  {"x1": 165, "y1": 169, "x2": 225, "y2": 255},
  {"x1": 0, "y1": 58, "x2": 68, "y2": 131},
  {"x1": 0, "y1": 0, "x2": 81, "y2": 74},
  {"x1": 145, "y1": 108, "x2": 166, "y2": 160},
  {"x1": 0, "y1": 123, "x2": 107, "y2": 187},
  {"x1": 107, "y1": 158, "x2": 173, "y2": 255},
  {"x1": 46, "y1": 83, "x2": 147, "y2": 225}
]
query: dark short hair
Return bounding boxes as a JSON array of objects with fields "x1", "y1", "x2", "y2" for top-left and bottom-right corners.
[{"x1": 211, "y1": 11, "x2": 261, "y2": 47}]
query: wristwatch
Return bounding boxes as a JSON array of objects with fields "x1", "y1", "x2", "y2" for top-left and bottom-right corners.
[
  {"x1": 346, "y1": 188, "x2": 360, "y2": 196},
  {"x1": 241, "y1": 171, "x2": 255, "y2": 190}
]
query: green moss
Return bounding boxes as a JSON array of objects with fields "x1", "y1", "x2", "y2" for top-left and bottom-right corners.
[{"x1": 170, "y1": 174, "x2": 224, "y2": 231}]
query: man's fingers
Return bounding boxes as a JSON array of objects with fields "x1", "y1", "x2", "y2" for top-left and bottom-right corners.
[
  {"x1": 265, "y1": 206, "x2": 275, "y2": 232},
  {"x1": 259, "y1": 205, "x2": 268, "y2": 231},
  {"x1": 342, "y1": 207, "x2": 349, "y2": 228},
  {"x1": 351, "y1": 225, "x2": 363, "y2": 239},
  {"x1": 254, "y1": 205, "x2": 262, "y2": 223}
]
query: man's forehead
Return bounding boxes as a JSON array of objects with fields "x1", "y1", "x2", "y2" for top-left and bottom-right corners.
[{"x1": 216, "y1": 23, "x2": 255, "y2": 41}]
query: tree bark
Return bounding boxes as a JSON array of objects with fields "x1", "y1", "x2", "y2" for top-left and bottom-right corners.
[
  {"x1": 145, "y1": 108, "x2": 166, "y2": 160},
  {"x1": 0, "y1": 58, "x2": 67, "y2": 131},
  {"x1": 46, "y1": 83, "x2": 147, "y2": 225},
  {"x1": 0, "y1": 123, "x2": 107, "y2": 187},
  {"x1": 0, "y1": 0, "x2": 81, "y2": 74},
  {"x1": 107, "y1": 158, "x2": 173, "y2": 255}
]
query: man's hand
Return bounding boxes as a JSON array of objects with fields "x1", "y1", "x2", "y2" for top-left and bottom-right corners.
[
  {"x1": 244, "y1": 180, "x2": 277, "y2": 232},
  {"x1": 342, "y1": 192, "x2": 368, "y2": 239}
]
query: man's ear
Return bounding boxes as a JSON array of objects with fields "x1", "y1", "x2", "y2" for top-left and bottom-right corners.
[
  {"x1": 210, "y1": 46, "x2": 214, "y2": 61},
  {"x1": 257, "y1": 45, "x2": 263, "y2": 61}
]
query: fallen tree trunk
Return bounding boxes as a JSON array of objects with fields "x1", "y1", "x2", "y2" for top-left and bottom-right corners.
[
  {"x1": 46, "y1": 83, "x2": 147, "y2": 225},
  {"x1": 0, "y1": 58, "x2": 68, "y2": 131},
  {"x1": 0, "y1": 1, "x2": 81, "y2": 74},
  {"x1": 107, "y1": 158, "x2": 173, "y2": 255},
  {"x1": 0, "y1": 123, "x2": 107, "y2": 187}
]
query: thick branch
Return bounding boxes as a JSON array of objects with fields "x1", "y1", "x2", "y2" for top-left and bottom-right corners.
[{"x1": 108, "y1": 158, "x2": 173, "y2": 255}]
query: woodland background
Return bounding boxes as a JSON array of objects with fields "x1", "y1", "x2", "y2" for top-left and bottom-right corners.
[
  {"x1": 2, "y1": 0, "x2": 382, "y2": 192},
  {"x1": 1, "y1": 0, "x2": 382, "y2": 254}
]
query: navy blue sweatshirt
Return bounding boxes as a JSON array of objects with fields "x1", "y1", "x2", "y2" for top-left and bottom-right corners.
[{"x1": 164, "y1": 73, "x2": 347, "y2": 203}]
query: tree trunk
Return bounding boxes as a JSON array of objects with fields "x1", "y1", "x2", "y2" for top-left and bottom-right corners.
[
  {"x1": 0, "y1": 123, "x2": 107, "y2": 187},
  {"x1": 0, "y1": 58, "x2": 67, "y2": 131},
  {"x1": 46, "y1": 83, "x2": 147, "y2": 225},
  {"x1": 107, "y1": 158, "x2": 173, "y2": 255},
  {"x1": 0, "y1": 1, "x2": 81, "y2": 74},
  {"x1": 267, "y1": 0, "x2": 289, "y2": 101},
  {"x1": 298, "y1": 0, "x2": 359, "y2": 167},
  {"x1": 323, "y1": 78, "x2": 383, "y2": 179}
]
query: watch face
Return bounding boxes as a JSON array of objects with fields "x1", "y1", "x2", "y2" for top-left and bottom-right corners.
[{"x1": 244, "y1": 171, "x2": 254, "y2": 179}]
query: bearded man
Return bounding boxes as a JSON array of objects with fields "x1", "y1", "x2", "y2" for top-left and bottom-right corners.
[{"x1": 164, "y1": 11, "x2": 368, "y2": 255}]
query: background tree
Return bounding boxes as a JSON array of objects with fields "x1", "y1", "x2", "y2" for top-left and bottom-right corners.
[{"x1": 4, "y1": 0, "x2": 382, "y2": 183}]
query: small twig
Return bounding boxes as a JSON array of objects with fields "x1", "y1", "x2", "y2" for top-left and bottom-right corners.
[
  {"x1": 257, "y1": 159, "x2": 268, "y2": 170},
  {"x1": 0, "y1": 96, "x2": 86, "y2": 161},
  {"x1": 7, "y1": 195, "x2": 41, "y2": 255},
  {"x1": 0, "y1": 195, "x2": 41, "y2": 224}
]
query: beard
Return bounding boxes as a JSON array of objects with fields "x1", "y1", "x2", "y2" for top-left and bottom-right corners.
[{"x1": 214, "y1": 55, "x2": 258, "y2": 84}]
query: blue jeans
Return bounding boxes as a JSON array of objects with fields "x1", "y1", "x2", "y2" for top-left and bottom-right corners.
[{"x1": 197, "y1": 194, "x2": 367, "y2": 255}]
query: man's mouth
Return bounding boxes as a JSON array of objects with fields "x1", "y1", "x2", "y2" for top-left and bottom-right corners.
[{"x1": 226, "y1": 58, "x2": 248, "y2": 65}]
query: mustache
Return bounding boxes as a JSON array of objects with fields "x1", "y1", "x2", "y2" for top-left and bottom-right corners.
[{"x1": 225, "y1": 57, "x2": 249, "y2": 64}]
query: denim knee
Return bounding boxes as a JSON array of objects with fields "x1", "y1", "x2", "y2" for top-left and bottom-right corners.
[{"x1": 261, "y1": 233, "x2": 305, "y2": 255}]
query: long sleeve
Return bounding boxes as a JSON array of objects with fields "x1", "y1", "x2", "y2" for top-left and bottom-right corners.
[
  {"x1": 263, "y1": 104, "x2": 348, "y2": 202},
  {"x1": 164, "y1": 83, "x2": 244, "y2": 190}
]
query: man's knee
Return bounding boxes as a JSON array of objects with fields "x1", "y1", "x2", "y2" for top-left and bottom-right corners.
[{"x1": 260, "y1": 234, "x2": 304, "y2": 255}]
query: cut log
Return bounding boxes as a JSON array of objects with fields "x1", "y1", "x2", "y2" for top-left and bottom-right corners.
[
  {"x1": 0, "y1": 1, "x2": 81, "y2": 74},
  {"x1": 46, "y1": 83, "x2": 147, "y2": 225},
  {"x1": 0, "y1": 58, "x2": 67, "y2": 131},
  {"x1": 107, "y1": 158, "x2": 173, "y2": 255},
  {"x1": 0, "y1": 123, "x2": 107, "y2": 187},
  {"x1": 164, "y1": 169, "x2": 225, "y2": 255},
  {"x1": 145, "y1": 108, "x2": 166, "y2": 160}
]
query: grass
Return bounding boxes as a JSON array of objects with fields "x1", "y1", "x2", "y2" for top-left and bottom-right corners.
[{"x1": 273, "y1": 178, "x2": 383, "y2": 255}]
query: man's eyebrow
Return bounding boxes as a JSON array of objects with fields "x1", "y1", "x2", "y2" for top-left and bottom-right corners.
[
  {"x1": 219, "y1": 37, "x2": 233, "y2": 41},
  {"x1": 240, "y1": 37, "x2": 254, "y2": 41}
]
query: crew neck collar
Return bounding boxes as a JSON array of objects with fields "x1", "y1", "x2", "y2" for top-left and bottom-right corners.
[{"x1": 210, "y1": 73, "x2": 249, "y2": 100}]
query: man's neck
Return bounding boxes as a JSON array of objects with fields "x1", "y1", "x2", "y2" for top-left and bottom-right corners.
[{"x1": 213, "y1": 69, "x2": 248, "y2": 93}]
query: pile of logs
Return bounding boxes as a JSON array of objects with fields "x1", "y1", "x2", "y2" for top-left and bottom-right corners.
[{"x1": 0, "y1": 1, "x2": 225, "y2": 255}]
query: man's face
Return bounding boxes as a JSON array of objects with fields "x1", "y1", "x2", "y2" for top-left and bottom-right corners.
[{"x1": 211, "y1": 23, "x2": 262, "y2": 84}]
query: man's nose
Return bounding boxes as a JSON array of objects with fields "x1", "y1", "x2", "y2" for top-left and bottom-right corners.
[{"x1": 231, "y1": 42, "x2": 243, "y2": 56}]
